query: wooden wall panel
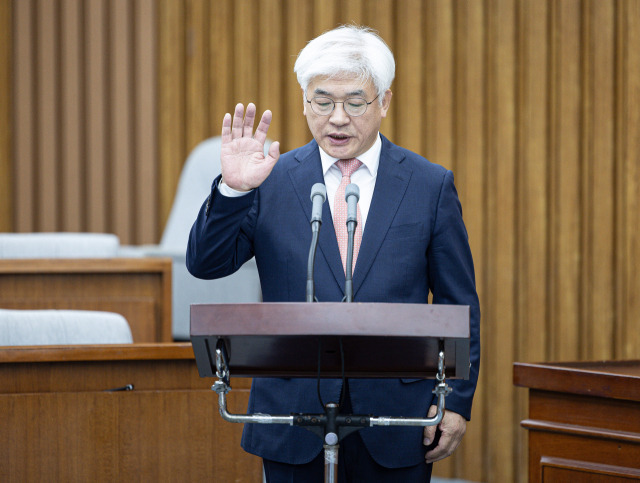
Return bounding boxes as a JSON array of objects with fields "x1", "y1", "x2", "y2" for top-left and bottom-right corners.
[
  {"x1": 85, "y1": 0, "x2": 109, "y2": 233},
  {"x1": 134, "y1": 0, "x2": 158, "y2": 243},
  {"x1": 484, "y1": 2, "x2": 518, "y2": 482},
  {"x1": 0, "y1": 0, "x2": 11, "y2": 232},
  {"x1": 36, "y1": 0, "x2": 59, "y2": 232},
  {"x1": 13, "y1": 0, "x2": 35, "y2": 233},
  {"x1": 10, "y1": 0, "x2": 158, "y2": 244},
  {"x1": 2, "y1": 1, "x2": 640, "y2": 481},
  {"x1": 60, "y1": 0, "x2": 83, "y2": 232},
  {"x1": 618, "y1": 0, "x2": 640, "y2": 362},
  {"x1": 395, "y1": 0, "x2": 424, "y2": 156},
  {"x1": 450, "y1": 1, "x2": 487, "y2": 478}
]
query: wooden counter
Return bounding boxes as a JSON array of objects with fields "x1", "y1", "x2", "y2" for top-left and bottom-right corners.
[
  {"x1": 514, "y1": 360, "x2": 640, "y2": 481},
  {"x1": 0, "y1": 343, "x2": 261, "y2": 482},
  {"x1": 0, "y1": 258, "x2": 172, "y2": 342}
]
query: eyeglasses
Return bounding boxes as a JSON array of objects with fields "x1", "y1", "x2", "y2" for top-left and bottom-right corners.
[{"x1": 305, "y1": 94, "x2": 380, "y2": 117}]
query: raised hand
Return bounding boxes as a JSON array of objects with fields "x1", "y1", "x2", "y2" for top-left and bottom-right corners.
[{"x1": 220, "y1": 103, "x2": 280, "y2": 191}]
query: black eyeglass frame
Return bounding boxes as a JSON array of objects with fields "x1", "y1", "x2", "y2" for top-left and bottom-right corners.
[{"x1": 305, "y1": 94, "x2": 381, "y2": 117}]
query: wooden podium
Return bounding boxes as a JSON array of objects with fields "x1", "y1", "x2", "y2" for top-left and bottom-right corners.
[
  {"x1": 514, "y1": 360, "x2": 640, "y2": 481},
  {"x1": 191, "y1": 302, "x2": 471, "y2": 482},
  {"x1": 191, "y1": 302, "x2": 471, "y2": 380}
]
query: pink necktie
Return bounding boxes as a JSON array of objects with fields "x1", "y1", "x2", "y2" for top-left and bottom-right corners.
[{"x1": 334, "y1": 159, "x2": 363, "y2": 273}]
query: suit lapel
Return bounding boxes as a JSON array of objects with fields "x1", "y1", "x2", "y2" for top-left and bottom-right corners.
[
  {"x1": 352, "y1": 138, "x2": 412, "y2": 296},
  {"x1": 288, "y1": 142, "x2": 346, "y2": 291}
]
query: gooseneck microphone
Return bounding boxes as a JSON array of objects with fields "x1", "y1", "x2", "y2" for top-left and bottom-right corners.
[
  {"x1": 306, "y1": 183, "x2": 327, "y2": 302},
  {"x1": 344, "y1": 183, "x2": 360, "y2": 303}
]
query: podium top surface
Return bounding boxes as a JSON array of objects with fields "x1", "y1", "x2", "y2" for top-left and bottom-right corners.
[
  {"x1": 514, "y1": 360, "x2": 640, "y2": 402},
  {"x1": 190, "y1": 302, "x2": 469, "y2": 338}
]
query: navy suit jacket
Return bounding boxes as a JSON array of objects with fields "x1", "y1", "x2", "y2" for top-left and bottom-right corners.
[{"x1": 186, "y1": 135, "x2": 480, "y2": 468}]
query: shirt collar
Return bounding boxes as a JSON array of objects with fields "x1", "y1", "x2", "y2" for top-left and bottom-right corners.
[{"x1": 319, "y1": 133, "x2": 382, "y2": 177}]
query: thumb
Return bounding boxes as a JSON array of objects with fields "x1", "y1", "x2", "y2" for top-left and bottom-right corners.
[
  {"x1": 267, "y1": 141, "x2": 281, "y2": 163},
  {"x1": 423, "y1": 405, "x2": 438, "y2": 445}
]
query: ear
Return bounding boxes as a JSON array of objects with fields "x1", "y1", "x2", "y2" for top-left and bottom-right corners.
[
  {"x1": 380, "y1": 90, "x2": 392, "y2": 118},
  {"x1": 302, "y1": 88, "x2": 308, "y2": 115}
]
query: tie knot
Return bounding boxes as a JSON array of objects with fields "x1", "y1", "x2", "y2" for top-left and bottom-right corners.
[{"x1": 335, "y1": 158, "x2": 362, "y2": 178}]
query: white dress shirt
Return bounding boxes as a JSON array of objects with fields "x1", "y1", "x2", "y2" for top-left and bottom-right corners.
[{"x1": 219, "y1": 133, "x2": 382, "y2": 232}]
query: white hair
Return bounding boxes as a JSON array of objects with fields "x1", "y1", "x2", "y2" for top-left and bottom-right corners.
[{"x1": 293, "y1": 25, "x2": 395, "y2": 104}]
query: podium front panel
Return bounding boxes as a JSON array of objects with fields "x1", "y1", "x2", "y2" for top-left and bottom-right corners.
[{"x1": 191, "y1": 303, "x2": 470, "y2": 380}]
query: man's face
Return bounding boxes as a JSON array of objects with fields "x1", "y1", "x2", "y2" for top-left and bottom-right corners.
[{"x1": 303, "y1": 76, "x2": 392, "y2": 160}]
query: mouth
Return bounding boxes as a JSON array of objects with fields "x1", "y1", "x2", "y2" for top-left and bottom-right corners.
[{"x1": 328, "y1": 133, "x2": 351, "y2": 143}]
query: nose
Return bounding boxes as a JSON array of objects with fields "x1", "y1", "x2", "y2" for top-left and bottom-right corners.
[{"x1": 329, "y1": 102, "x2": 350, "y2": 125}]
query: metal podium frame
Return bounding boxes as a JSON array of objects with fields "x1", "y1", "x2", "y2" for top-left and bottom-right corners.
[{"x1": 190, "y1": 302, "x2": 470, "y2": 483}]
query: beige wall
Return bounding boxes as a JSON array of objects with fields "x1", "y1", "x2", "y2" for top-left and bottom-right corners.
[{"x1": 2, "y1": 0, "x2": 640, "y2": 481}]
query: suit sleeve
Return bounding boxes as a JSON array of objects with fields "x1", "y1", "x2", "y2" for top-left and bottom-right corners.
[
  {"x1": 427, "y1": 170, "x2": 480, "y2": 420},
  {"x1": 186, "y1": 174, "x2": 258, "y2": 280}
]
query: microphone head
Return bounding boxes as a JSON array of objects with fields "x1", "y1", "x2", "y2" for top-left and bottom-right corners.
[
  {"x1": 310, "y1": 183, "x2": 327, "y2": 202},
  {"x1": 345, "y1": 183, "x2": 360, "y2": 201}
]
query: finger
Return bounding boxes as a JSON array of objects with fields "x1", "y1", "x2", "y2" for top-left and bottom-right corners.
[
  {"x1": 231, "y1": 103, "x2": 245, "y2": 139},
  {"x1": 423, "y1": 425, "x2": 436, "y2": 446},
  {"x1": 221, "y1": 113, "x2": 232, "y2": 144},
  {"x1": 422, "y1": 405, "x2": 438, "y2": 445},
  {"x1": 267, "y1": 141, "x2": 280, "y2": 163},
  {"x1": 253, "y1": 110, "x2": 273, "y2": 145},
  {"x1": 425, "y1": 435, "x2": 452, "y2": 464},
  {"x1": 243, "y1": 103, "x2": 257, "y2": 138}
]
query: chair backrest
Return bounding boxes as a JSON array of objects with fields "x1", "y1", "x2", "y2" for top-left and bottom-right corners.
[
  {"x1": 160, "y1": 136, "x2": 272, "y2": 252},
  {"x1": 0, "y1": 233, "x2": 120, "y2": 259},
  {"x1": 0, "y1": 309, "x2": 133, "y2": 346},
  {"x1": 160, "y1": 137, "x2": 223, "y2": 251}
]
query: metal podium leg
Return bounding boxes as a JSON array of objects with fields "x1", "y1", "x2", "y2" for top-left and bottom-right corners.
[{"x1": 324, "y1": 443, "x2": 339, "y2": 483}]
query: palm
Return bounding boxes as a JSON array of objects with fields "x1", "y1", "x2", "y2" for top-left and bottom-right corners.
[{"x1": 220, "y1": 103, "x2": 280, "y2": 191}]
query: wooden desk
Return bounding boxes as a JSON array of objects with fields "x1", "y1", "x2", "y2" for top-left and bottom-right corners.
[
  {"x1": 514, "y1": 361, "x2": 640, "y2": 481},
  {"x1": 0, "y1": 258, "x2": 172, "y2": 342},
  {"x1": 0, "y1": 343, "x2": 261, "y2": 482}
]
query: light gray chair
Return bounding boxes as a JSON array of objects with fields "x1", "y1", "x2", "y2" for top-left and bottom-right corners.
[
  {"x1": 0, "y1": 232, "x2": 119, "y2": 258},
  {"x1": 0, "y1": 309, "x2": 133, "y2": 346},
  {"x1": 0, "y1": 233, "x2": 135, "y2": 346},
  {"x1": 120, "y1": 137, "x2": 264, "y2": 340}
]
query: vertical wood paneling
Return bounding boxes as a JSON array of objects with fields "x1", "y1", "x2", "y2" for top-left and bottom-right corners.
[
  {"x1": 365, "y1": 0, "x2": 395, "y2": 142},
  {"x1": 85, "y1": 0, "x2": 109, "y2": 233},
  {"x1": 134, "y1": 0, "x2": 158, "y2": 244},
  {"x1": 283, "y1": 0, "x2": 313, "y2": 151},
  {"x1": 12, "y1": 0, "x2": 35, "y2": 232},
  {"x1": 549, "y1": 0, "x2": 582, "y2": 362},
  {"x1": 515, "y1": 1, "x2": 551, "y2": 474},
  {"x1": 343, "y1": 0, "x2": 365, "y2": 26},
  {"x1": 618, "y1": 0, "x2": 640, "y2": 361},
  {"x1": 313, "y1": 0, "x2": 338, "y2": 35},
  {"x1": 424, "y1": 0, "x2": 454, "y2": 171},
  {"x1": 0, "y1": 0, "x2": 12, "y2": 232},
  {"x1": 110, "y1": 0, "x2": 133, "y2": 242},
  {"x1": 516, "y1": 0, "x2": 549, "y2": 370},
  {"x1": 4, "y1": 1, "x2": 640, "y2": 481},
  {"x1": 36, "y1": 0, "x2": 59, "y2": 231},
  {"x1": 10, "y1": 0, "x2": 158, "y2": 243},
  {"x1": 159, "y1": 0, "x2": 185, "y2": 233},
  {"x1": 484, "y1": 1, "x2": 517, "y2": 482},
  {"x1": 451, "y1": 2, "x2": 486, "y2": 480},
  {"x1": 60, "y1": 0, "x2": 83, "y2": 232},
  {"x1": 394, "y1": 0, "x2": 423, "y2": 154},
  {"x1": 207, "y1": 0, "x2": 232, "y2": 149},
  {"x1": 185, "y1": 0, "x2": 209, "y2": 153},
  {"x1": 233, "y1": 1, "x2": 258, "y2": 105},
  {"x1": 259, "y1": 0, "x2": 284, "y2": 142},
  {"x1": 585, "y1": 0, "x2": 616, "y2": 359}
]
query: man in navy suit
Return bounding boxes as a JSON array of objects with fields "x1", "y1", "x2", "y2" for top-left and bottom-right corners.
[{"x1": 187, "y1": 25, "x2": 480, "y2": 482}]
